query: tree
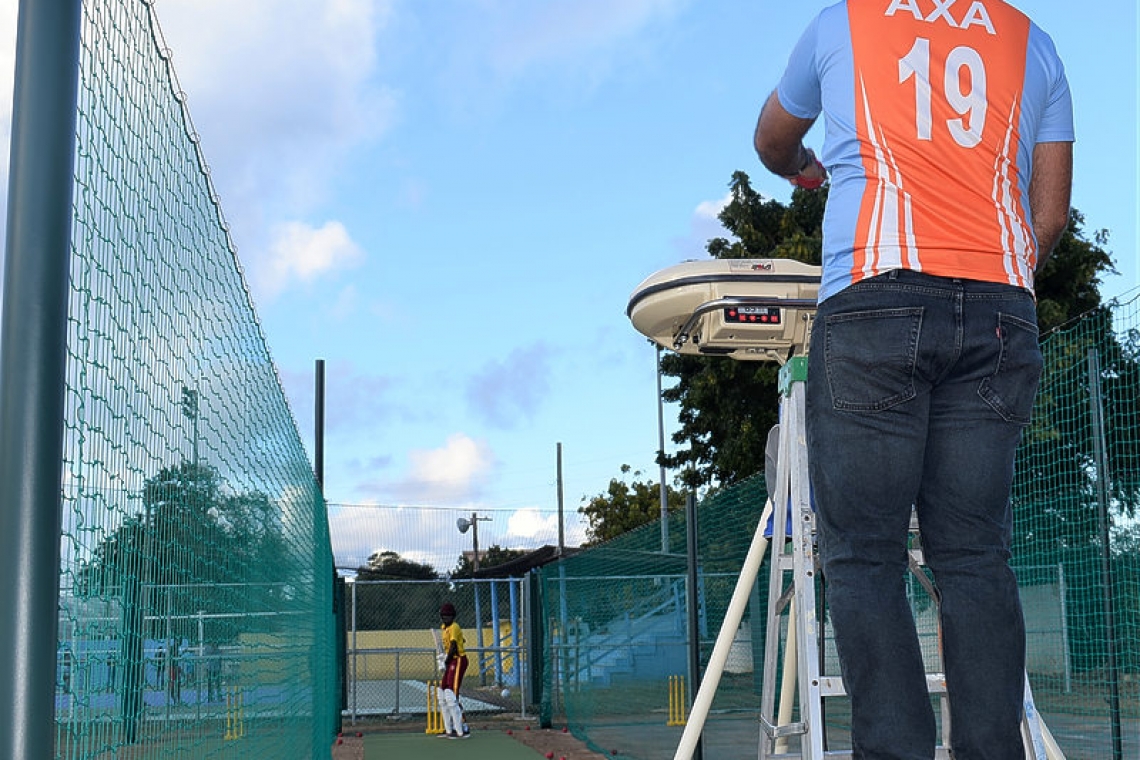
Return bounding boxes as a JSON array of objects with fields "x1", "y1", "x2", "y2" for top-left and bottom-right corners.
[
  {"x1": 1034, "y1": 210, "x2": 1117, "y2": 333},
  {"x1": 579, "y1": 465, "x2": 686, "y2": 544},
  {"x1": 350, "y1": 550, "x2": 443, "y2": 631},
  {"x1": 355, "y1": 550, "x2": 437, "y2": 581},
  {"x1": 660, "y1": 170, "x2": 1118, "y2": 491},
  {"x1": 76, "y1": 459, "x2": 288, "y2": 641},
  {"x1": 452, "y1": 545, "x2": 528, "y2": 578}
]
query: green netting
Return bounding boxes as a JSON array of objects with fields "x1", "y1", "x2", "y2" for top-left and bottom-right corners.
[
  {"x1": 537, "y1": 296, "x2": 1140, "y2": 760},
  {"x1": 53, "y1": 1, "x2": 337, "y2": 758}
]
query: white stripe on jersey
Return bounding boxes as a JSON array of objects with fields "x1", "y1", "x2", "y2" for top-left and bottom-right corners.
[
  {"x1": 859, "y1": 76, "x2": 919, "y2": 276},
  {"x1": 991, "y1": 100, "x2": 1033, "y2": 288}
]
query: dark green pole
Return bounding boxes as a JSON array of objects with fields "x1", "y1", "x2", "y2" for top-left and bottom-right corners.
[
  {"x1": 0, "y1": 0, "x2": 83, "y2": 756},
  {"x1": 315, "y1": 359, "x2": 325, "y2": 490}
]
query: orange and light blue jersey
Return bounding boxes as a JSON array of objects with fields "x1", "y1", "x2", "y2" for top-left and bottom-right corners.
[
  {"x1": 442, "y1": 621, "x2": 466, "y2": 658},
  {"x1": 776, "y1": 0, "x2": 1073, "y2": 302}
]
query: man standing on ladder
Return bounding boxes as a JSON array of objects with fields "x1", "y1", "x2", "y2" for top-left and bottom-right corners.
[{"x1": 753, "y1": 2, "x2": 1073, "y2": 759}]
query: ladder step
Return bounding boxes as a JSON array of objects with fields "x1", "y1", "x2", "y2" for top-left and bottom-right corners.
[
  {"x1": 765, "y1": 749, "x2": 952, "y2": 760},
  {"x1": 817, "y1": 673, "x2": 948, "y2": 698}
]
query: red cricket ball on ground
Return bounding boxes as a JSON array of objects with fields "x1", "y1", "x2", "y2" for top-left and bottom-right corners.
[
  {"x1": 336, "y1": 738, "x2": 343, "y2": 746},
  {"x1": 545, "y1": 752, "x2": 554, "y2": 759},
  {"x1": 355, "y1": 732, "x2": 362, "y2": 738},
  {"x1": 506, "y1": 729, "x2": 513, "y2": 735},
  {"x1": 562, "y1": 727, "x2": 568, "y2": 733}
]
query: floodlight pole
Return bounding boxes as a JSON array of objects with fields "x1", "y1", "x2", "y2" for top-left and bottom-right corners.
[
  {"x1": 657, "y1": 344, "x2": 669, "y2": 552},
  {"x1": 181, "y1": 384, "x2": 199, "y2": 467},
  {"x1": 556, "y1": 443, "x2": 565, "y2": 555},
  {"x1": 0, "y1": 0, "x2": 83, "y2": 756},
  {"x1": 464, "y1": 512, "x2": 491, "y2": 573},
  {"x1": 314, "y1": 359, "x2": 325, "y2": 491},
  {"x1": 472, "y1": 512, "x2": 482, "y2": 573}
]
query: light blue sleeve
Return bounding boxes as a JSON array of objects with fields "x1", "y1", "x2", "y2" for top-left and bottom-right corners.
[
  {"x1": 1029, "y1": 25, "x2": 1074, "y2": 143},
  {"x1": 776, "y1": 14, "x2": 823, "y2": 120}
]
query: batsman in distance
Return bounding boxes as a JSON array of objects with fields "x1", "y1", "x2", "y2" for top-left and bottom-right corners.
[{"x1": 435, "y1": 602, "x2": 471, "y2": 739}]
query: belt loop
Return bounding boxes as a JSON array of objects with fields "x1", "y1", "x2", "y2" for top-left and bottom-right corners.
[{"x1": 888, "y1": 269, "x2": 900, "y2": 281}]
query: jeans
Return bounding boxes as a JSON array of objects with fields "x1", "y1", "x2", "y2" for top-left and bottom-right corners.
[{"x1": 805, "y1": 270, "x2": 1042, "y2": 760}]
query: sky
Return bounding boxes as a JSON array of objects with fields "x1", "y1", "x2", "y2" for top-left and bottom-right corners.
[{"x1": 2, "y1": 1, "x2": 1138, "y2": 574}]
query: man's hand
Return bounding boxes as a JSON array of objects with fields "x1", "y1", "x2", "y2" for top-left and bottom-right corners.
[{"x1": 786, "y1": 148, "x2": 827, "y2": 190}]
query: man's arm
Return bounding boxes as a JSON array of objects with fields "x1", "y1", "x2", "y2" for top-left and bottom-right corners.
[
  {"x1": 1029, "y1": 141, "x2": 1073, "y2": 271},
  {"x1": 754, "y1": 90, "x2": 824, "y2": 184}
]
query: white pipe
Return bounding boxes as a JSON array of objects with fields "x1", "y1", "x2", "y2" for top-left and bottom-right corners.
[
  {"x1": 1040, "y1": 718, "x2": 1065, "y2": 760},
  {"x1": 673, "y1": 500, "x2": 774, "y2": 760},
  {"x1": 774, "y1": 601, "x2": 797, "y2": 755}
]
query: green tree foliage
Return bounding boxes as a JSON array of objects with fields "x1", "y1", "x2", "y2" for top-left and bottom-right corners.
[
  {"x1": 452, "y1": 544, "x2": 529, "y2": 578},
  {"x1": 355, "y1": 550, "x2": 438, "y2": 581},
  {"x1": 1035, "y1": 210, "x2": 1118, "y2": 333},
  {"x1": 77, "y1": 460, "x2": 287, "y2": 641},
  {"x1": 349, "y1": 547, "x2": 530, "y2": 632},
  {"x1": 579, "y1": 465, "x2": 686, "y2": 544},
  {"x1": 661, "y1": 170, "x2": 1118, "y2": 492},
  {"x1": 350, "y1": 551, "x2": 444, "y2": 630},
  {"x1": 350, "y1": 580, "x2": 448, "y2": 631}
]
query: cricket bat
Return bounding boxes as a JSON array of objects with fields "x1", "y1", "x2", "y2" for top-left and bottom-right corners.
[{"x1": 431, "y1": 628, "x2": 445, "y2": 673}]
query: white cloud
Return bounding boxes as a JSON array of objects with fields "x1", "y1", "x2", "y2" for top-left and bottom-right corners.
[
  {"x1": 671, "y1": 191, "x2": 735, "y2": 259},
  {"x1": 388, "y1": 433, "x2": 496, "y2": 504},
  {"x1": 505, "y1": 507, "x2": 589, "y2": 548},
  {"x1": 327, "y1": 505, "x2": 381, "y2": 568},
  {"x1": 328, "y1": 502, "x2": 591, "y2": 575},
  {"x1": 152, "y1": 0, "x2": 398, "y2": 270},
  {"x1": 505, "y1": 508, "x2": 558, "y2": 540},
  {"x1": 695, "y1": 191, "x2": 732, "y2": 222},
  {"x1": 258, "y1": 220, "x2": 365, "y2": 301}
]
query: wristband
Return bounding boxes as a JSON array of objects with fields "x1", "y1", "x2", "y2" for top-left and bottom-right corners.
[{"x1": 790, "y1": 160, "x2": 826, "y2": 190}]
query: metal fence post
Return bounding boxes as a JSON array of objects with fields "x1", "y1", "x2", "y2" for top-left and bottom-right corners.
[
  {"x1": 0, "y1": 1, "x2": 83, "y2": 756},
  {"x1": 1087, "y1": 348, "x2": 1123, "y2": 760}
]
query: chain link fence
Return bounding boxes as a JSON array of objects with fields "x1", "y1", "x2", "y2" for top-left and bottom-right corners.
[
  {"x1": 51, "y1": 0, "x2": 337, "y2": 756},
  {"x1": 533, "y1": 295, "x2": 1140, "y2": 760}
]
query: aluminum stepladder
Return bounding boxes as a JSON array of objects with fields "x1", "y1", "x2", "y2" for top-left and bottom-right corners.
[
  {"x1": 756, "y1": 357, "x2": 1066, "y2": 760},
  {"x1": 624, "y1": 259, "x2": 1064, "y2": 760},
  {"x1": 756, "y1": 356, "x2": 950, "y2": 759}
]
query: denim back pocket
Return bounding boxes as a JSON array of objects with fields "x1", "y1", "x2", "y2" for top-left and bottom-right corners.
[
  {"x1": 823, "y1": 307, "x2": 922, "y2": 412},
  {"x1": 978, "y1": 312, "x2": 1043, "y2": 425}
]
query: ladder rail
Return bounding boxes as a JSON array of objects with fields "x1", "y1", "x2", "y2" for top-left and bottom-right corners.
[{"x1": 754, "y1": 364, "x2": 1066, "y2": 760}]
